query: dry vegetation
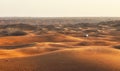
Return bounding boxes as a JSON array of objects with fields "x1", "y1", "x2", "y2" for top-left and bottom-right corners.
[{"x1": 0, "y1": 17, "x2": 119, "y2": 71}]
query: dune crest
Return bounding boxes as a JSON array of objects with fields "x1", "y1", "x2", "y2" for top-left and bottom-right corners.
[{"x1": 0, "y1": 47, "x2": 120, "y2": 71}]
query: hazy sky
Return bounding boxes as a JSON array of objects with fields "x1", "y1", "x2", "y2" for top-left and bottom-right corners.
[{"x1": 0, "y1": 0, "x2": 120, "y2": 17}]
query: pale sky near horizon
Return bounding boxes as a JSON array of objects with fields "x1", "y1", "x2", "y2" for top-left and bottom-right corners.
[{"x1": 0, "y1": 0, "x2": 120, "y2": 17}]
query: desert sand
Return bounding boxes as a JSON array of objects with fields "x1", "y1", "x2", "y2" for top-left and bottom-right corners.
[
  {"x1": 0, "y1": 32, "x2": 119, "y2": 71},
  {"x1": 0, "y1": 19, "x2": 120, "y2": 71}
]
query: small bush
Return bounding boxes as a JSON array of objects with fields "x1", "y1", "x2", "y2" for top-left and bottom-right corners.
[
  {"x1": 113, "y1": 45, "x2": 120, "y2": 49},
  {"x1": 0, "y1": 29, "x2": 27, "y2": 36},
  {"x1": 76, "y1": 41, "x2": 91, "y2": 46},
  {"x1": 9, "y1": 30, "x2": 27, "y2": 36},
  {"x1": 0, "y1": 30, "x2": 9, "y2": 36}
]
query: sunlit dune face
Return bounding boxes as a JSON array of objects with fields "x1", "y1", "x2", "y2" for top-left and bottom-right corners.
[
  {"x1": 0, "y1": 42, "x2": 68, "y2": 59},
  {"x1": 0, "y1": 50, "x2": 25, "y2": 59},
  {"x1": 0, "y1": 32, "x2": 119, "y2": 59},
  {"x1": 65, "y1": 48, "x2": 120, "y2": 70},
  {"x1": 36, "y1": 47, "x2": 120, "y2": 71},
  {"x1": 0, "y1": 30, "x2": 119, "y2": 71},
  {"x1": 0, "y1": 33, "x2": 118, "y2": 47},
  {"x1": 0, "y1": 47, "x2": 119, "y2": 71},
  {"x1": 0, "y1": 33, "x2": 83, "y2": 46}
]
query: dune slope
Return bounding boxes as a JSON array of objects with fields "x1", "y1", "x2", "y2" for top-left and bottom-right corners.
[{"x1": 0, "y1": 47, "x2": 120, "y2": 71}]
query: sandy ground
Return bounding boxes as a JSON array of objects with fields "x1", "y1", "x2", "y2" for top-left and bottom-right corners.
[{"x1": 0, "y1": 33, "x2": 119, "y2": 71}]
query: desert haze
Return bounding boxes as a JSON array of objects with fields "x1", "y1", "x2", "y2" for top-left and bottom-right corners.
[{"x1": 0, "y1": 17, "x2": 120, "y2": 71}]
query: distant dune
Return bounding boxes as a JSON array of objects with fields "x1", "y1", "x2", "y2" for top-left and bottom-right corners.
[
  {"x1": 0, "y1": 43, "x2": 66, "y2": 59},
  {"x1": 0, "y1": 33, "x2": 82, "y2": 47},
  {"x1": 0, "y1": 20, "x2": 119, "y2": 71}
]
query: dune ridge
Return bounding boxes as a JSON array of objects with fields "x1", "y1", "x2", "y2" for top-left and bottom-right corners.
[{"x1": 0, "y1": 47, "x2": 120, "y2": 71}]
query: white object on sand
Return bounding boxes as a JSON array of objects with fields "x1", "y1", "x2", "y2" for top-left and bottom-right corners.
[{"x1": 85, "y1": 34, "x2": 89, "y2": 37}]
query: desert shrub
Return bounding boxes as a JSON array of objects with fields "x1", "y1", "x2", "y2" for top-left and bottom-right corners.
[
  {"x1": 112, "y1": 23, "x2": 120, "y2": 27},
  {"x1": 0, "y1": 24, "x2": 36, "y2": 31},
  {"x1": 0, "y1": 30, "x2": 9, "y2": 36},
  {"x1": 116, "y1": 28, "x2": 120, "y2": 31},
  {"x1": 76, "y1": 41, "x2": 91, "y2": 46},
  {"x1": 0, "y1": 29, "x2": 27, "y2": 36},
  {"x1": 83, "y1": 29, "x2": 98, "y2": 33},
  {"x1": 111, "y1": 36, "x2": 120, "y2": 42},
  {"x1": 9, "y1": 30, "x2": 27, "y2": 36},
  {"x1": 94, "y1": 41, "x2": 109, "y2": 46},
  {"x1": 113, "y1": 45, "x2": 120, "y2": 49}
]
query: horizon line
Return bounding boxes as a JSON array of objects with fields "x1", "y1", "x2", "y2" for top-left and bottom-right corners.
[{"x1": 0, "y1": 16, "x2": 120, "y2": 18}]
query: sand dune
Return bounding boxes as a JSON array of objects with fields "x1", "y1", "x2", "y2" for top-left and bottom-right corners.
[
  {"x1": 0, "y1": 47, "x2": 120, "y2": 71},
  {"x1": 75, "y1": 40, "x2": 117, "y2": 46},
  {"x1": 0, "y1": 46, "x2": 65, "y2": 59},
  {"x1": 0, "y1": 42, "x2": 69, "y2": 59},
  {"x1": 0, "y1": 49, "x2": 25, "y2": 59},
  {"x1": 0, "y1": 32, "x2": 119, "y2": 71},
  {"x1": 0, "y1": 18, "x2": 120, "y2": 71},
  {"x1": 0, "y1": 33, "x2": 82, "y2": 46}
]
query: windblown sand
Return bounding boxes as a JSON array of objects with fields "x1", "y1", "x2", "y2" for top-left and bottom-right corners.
[{"x1": 0, "y1": 33, "x2": 119, "y2": 71}]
